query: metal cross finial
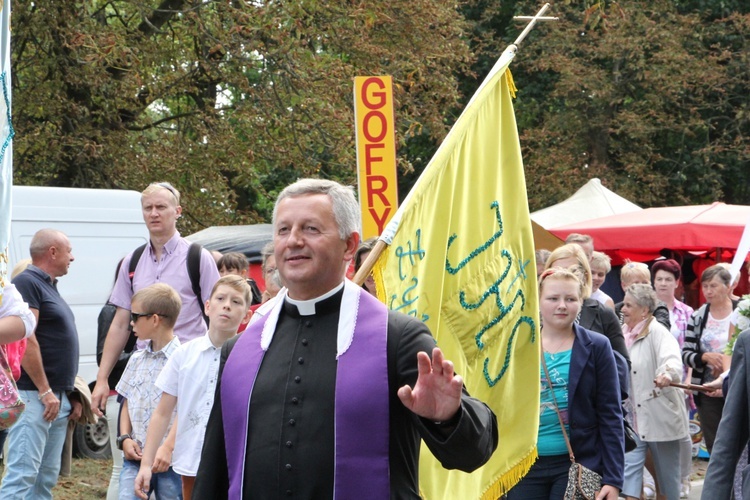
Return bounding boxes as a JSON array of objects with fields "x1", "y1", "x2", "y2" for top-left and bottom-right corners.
[{"x1": 512, "y1": 3, "x2": 558, "y2": 47}]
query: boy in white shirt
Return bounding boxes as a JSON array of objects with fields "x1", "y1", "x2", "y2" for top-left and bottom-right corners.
[
  {"x1": 116, "y1": 283, "x2": 182, "y2": 499},
  {"x1": 135, "y1": 275, "x2": 252, "y2": 500}
]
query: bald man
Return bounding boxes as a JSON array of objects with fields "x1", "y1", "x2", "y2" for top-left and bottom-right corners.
[{"x1": 0, "y1": 229, "x2": 82, "y2": 499}]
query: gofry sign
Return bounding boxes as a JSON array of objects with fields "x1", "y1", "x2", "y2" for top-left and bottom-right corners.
[{"x1": 354, "y1": 76, "x2": 398, "y2": 239}]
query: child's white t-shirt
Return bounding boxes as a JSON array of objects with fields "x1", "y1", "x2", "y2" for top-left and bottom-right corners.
[{"x1": 156, "y1": 334, "x2": 225, "y2": 476}]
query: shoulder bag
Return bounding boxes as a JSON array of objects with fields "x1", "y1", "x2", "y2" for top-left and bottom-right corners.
[
  {"x1": 0, "y1": 345, "x2": 25, "y2": 430},
  {"x1": 541, "y1": 351, "x2": 602, "y2": 500}
]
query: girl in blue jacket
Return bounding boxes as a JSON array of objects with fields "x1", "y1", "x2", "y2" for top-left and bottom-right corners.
[{"x1": 507, "y1": 267, "x2": 624, "y2": 500}]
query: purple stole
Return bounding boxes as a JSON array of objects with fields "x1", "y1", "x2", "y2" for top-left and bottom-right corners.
[{"x1": 221, "y1": 281, "x2": 390, "y2": 499}]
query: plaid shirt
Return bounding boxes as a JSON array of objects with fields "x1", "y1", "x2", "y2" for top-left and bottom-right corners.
[
  {"x1": 670, "y1": 299, "x2": 694, "y2": 347},
  {"x1": 116, "y1": 337, "x2": 181, "y2": 449}
]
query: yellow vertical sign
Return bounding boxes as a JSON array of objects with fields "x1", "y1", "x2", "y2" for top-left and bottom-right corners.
[{"x1": 354, "y1": 76, "x2": 398, "y2": 239}]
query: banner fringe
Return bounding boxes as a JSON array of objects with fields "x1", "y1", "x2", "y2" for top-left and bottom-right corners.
[
  {"x1": 480, "y1": 447, "x2": 537, "y2": 500},
  {"x1": 505, "y1": 69, "x2": 517, "y2": 99}
]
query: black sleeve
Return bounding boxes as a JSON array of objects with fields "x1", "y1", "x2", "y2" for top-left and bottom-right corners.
[
  {"x1": 390, "y1": 313, "x2": 498, "y2": 473},
  {"x1": 702, "y1": 331, "x2": 750, "y2": 497},
  {"x1": 193, "y1": 337, "x2": 237, "y2": 499},
  {"x1": 597, "y1": 304, "x2": 629, "y2": 363},
  {"x1": 419, "y1": 389, "x2": 499, "y2": 472},
  {"x1": 654, "y1": 303, "x2": 671, "y2": 331}
]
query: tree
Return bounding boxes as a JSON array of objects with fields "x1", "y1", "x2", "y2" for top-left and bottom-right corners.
[
  {"x1": 458, "y1": 0, "x2": 749, "y2": 210},
  {"x1": 12, "y1": 0, "x2": 472, "y2": 231}
]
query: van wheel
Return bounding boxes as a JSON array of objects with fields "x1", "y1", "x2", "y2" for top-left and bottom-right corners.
[{"x1": 73, "y1": 419, "x2": 112, "y2": 460}]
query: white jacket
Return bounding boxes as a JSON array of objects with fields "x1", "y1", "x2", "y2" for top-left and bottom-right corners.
[{"x1": 629, "y1": 318, "x2": 689, "y2": 442}]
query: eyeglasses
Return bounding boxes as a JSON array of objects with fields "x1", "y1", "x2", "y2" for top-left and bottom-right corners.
[{"x1": 130, "y1": 312, "x2": 168, "y2": 323}]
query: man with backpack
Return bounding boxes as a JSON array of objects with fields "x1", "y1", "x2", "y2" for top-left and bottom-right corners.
[{"x1": 91, "y1": 182, "x2": 220, "y2": 417}]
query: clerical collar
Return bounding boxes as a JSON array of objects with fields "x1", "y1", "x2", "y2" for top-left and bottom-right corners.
[{"x1": 285, "y1": 282, "x2": 345, "y2": 316}]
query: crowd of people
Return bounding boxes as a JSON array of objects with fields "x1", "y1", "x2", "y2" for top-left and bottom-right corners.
[
  {"x1": 1, "y1": 179, "x2": 750, "y2": 500},
  {"x1": 528, "y1": 233, "x2": 750, "y2": 500}
]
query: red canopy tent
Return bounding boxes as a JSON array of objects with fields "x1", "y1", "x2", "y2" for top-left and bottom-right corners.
[{"x1": 549, "y1": 202, "x2": 750, "y2": 264}]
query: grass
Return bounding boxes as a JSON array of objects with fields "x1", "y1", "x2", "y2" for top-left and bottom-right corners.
[
  {"x1": 0, "y1": 457, "x2": 111, "y2": 499},
  {"x1": 53, "y1": 457, "x2": 112, "y2": 499}
]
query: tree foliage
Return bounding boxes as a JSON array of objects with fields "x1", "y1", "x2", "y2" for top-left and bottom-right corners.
[
  {"x1": 462, "y1": 0, "x2": 749, "y2": 210},
  {"x1": 12, "y1": 0, "x2": 471, "y2": 231},
  {"x1": 10, "y1": 0, "x2": 749, "y2": 230}
]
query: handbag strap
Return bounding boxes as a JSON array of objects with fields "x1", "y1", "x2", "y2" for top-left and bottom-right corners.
[{"x1": 540, "y1": 342, "x2": 576, "y2": 464}]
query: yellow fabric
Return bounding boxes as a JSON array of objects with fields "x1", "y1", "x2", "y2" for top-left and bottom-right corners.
[{"x1": 373, "y1": 51, "x2": 539, "y2": 498}]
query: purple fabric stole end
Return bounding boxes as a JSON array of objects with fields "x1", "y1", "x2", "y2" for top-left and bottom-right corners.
[
  {"x1": 221, "y1": 311, "x2": 270, "y2": 499},
  {"x1": 334, "y1": 289, "x2": 390, "y2": 499},
  {"x1": 220, "y1": 285, "x2": 391, "y2": 499}
]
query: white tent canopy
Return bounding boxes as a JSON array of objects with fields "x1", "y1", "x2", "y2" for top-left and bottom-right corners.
[{"x1": 531, "y1": 178, "x2": 641, "y2": 229}]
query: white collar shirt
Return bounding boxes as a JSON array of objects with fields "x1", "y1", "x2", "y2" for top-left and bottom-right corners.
[{"x1": 155, "y1": 334, "x2": 227, "y2": 476}]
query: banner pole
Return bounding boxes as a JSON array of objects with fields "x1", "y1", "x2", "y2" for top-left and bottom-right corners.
[
  {"x1": 352, "y1": 239, "x2": 388, "y2": 286},
  {"x1": 353, "y1": 3, "x2": 555, "y2": 287}
]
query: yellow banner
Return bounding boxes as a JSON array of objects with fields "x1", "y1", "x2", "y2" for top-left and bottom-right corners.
[
  {"x1": 354, "y1": 76, "x2": 398, "y2": 239},
  {"x1": 373, "y1": 48, "x2": 539, "y2": 499}
]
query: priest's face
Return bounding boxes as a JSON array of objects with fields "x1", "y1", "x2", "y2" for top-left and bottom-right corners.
[{"x1": 274, "y1": 193, "x2": 359, "y2": 300}]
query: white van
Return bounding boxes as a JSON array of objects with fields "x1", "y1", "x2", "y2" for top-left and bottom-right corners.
[{"x1": 8, "y1": 185, "x2": 148, "y2": 458}]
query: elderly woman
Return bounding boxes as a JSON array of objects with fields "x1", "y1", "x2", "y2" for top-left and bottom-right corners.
[
  {"x1": 621, "y1": 284, "x2": 687, "y2": 500},
  {"x1": 682, "y1": 264, "x2": 735, "y2": 454}
]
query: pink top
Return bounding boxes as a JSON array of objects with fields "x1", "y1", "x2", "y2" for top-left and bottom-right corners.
[{"x1": 109, "y1": 232, "x2": 221, "y2": 343}]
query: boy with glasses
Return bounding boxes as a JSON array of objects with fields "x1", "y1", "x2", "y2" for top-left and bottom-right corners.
[{"x1": 115, "y1": 283, "x2": 182, "y2": 499}]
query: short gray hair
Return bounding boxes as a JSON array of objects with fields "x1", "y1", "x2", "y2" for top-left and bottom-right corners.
[
  {"x1": 29, "y1": 229, "x2": 67, "y2": 259},
  {"x1": 261, "y1": 241, "x2": 275, "y2": 271},
  {"x1": 625, "y1": 283, "x2": 657, "y2": 313},
  {"x1": 272, "y1": 179, "x2": 360, "y2": 240}
]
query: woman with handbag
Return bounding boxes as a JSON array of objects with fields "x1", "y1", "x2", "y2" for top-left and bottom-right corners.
[
  {"x1": 0, "y1": 283, "x2": 37, "y2": 435},
  {"x1": 621, "y1": 284, "x2": 688, "y2": 500},
  {"x1": 506, "y1": 268, "x2": 623, "y2": 500}
]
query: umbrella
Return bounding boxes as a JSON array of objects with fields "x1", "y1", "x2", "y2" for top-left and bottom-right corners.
[{"x1": 549, "y1": 202, "x2": 750, "y2": 263}]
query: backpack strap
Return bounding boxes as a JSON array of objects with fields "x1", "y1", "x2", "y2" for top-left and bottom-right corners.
[
  {"x1": 128, "y1": 243, "x2": 148, "y2": 293},
  {"x1": 187, "y1": 242, "x2": 207, "y2": 323},
  {"x1": 128, "y1": 241, "x2": 207, "y2": 324}
]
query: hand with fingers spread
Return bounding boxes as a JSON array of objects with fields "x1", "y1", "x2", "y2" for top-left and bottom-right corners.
[{"x1": 397, "y1": 347, "x2": 463, "y2": 422}]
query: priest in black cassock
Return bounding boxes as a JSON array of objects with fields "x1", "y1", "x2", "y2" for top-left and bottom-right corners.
[{"x1": 193, "y1": 179, "x2": 498, "y2": 499}]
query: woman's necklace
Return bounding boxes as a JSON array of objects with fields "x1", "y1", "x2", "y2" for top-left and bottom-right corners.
[{"x1": 543, "y1": 332, "x2": 573, "y2": 360}]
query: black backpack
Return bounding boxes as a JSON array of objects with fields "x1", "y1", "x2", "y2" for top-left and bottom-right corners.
[{"x1": 95, "y1": 242, "x2": 206, "y2": 387}]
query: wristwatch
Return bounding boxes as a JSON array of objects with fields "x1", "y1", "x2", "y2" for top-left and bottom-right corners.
[{"x1": 116, "y1": 433, "x2": 132, "y2": 450}]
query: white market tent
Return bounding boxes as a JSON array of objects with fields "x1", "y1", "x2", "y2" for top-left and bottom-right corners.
[{"x1": 531, "y1": 178, "x2": 641, "y2": 229}]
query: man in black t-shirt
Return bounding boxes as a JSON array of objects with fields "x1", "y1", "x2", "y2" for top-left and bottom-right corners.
[{"x1": 0, "y1": 229, "x2": 82, "y2": 499}]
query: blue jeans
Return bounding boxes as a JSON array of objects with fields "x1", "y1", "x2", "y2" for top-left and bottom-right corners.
[
  {"x1": 0, "y1": 390, "x2": 71, "y2": 500},
  {"x1": 119, "y1": 459, "x2": 182, "y2": 500},
  {"x1": 506, "y1": 454, "x2": 570, "y2": 500},
  {"x1": 622, "y1": 434, "x2": 681, "y2": 500}
]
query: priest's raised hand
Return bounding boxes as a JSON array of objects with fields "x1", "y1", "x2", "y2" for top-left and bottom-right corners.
[{"x1": 397, "y1": 347, "x2": 463, "y2": 422}]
